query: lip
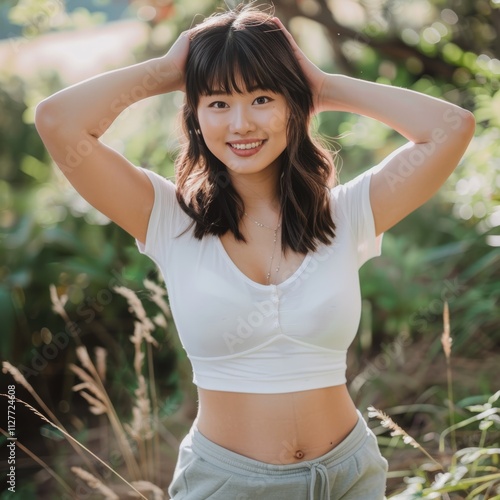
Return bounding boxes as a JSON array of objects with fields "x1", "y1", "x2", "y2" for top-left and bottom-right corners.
[{"x1": 227, "y1": 139, "x2": 266, "y2": 157}]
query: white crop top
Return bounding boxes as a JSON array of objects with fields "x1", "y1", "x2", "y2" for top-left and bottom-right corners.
[{"x1": 136, "y1": 167, "x2": 383, "y2": 394}]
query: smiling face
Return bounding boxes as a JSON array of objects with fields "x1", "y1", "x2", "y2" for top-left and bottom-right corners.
[
  {"x1": 182, "y1": 8, "x2": 315, "y2": 196},
  {"x1": 197, "y1": 88, "x2": 288, "y2": 177}
]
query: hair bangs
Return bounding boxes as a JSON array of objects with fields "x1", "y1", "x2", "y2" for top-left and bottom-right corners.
[{"x1": 190, "y1": 34, "x2": 285, "y2": 98}]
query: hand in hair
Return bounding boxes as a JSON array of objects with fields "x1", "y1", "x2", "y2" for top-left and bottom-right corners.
[
  {"x1": 160, "y1": 29, "x2": 192, "y2": 92},
  {"x1": 272, "y1": 17, "x2": 327, "y2": 115}
]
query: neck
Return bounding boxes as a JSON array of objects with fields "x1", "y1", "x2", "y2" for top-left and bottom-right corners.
[{"x1": 229, "y1": 162, "x2": 281, "y2": 214}]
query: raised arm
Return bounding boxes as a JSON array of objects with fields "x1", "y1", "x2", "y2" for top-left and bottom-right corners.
[
  {"x1": 274, "y1": 18, "x2": 475, "y2": 235},
  {"x1": 319, "y1": 76, "x2": 475, "y2": 235},
  {"x1": 35, "y1": 31, "x2": 190, "y2": 243}
]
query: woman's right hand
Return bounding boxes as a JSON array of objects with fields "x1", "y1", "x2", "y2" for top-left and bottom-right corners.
[{"x1": 160, "y1": 29, "x2": 192, "y2": 92}]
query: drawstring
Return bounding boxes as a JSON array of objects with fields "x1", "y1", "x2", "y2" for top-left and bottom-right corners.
[{"x1": 308, "y1": 462, "x2": 330, "y2": 500}]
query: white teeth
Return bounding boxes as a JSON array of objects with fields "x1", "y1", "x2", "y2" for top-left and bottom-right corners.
[{"x1": 230, "y1": 141, "x2": 263, "y2": 150}]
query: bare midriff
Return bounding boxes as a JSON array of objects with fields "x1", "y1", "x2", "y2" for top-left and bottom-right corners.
[{"x1": 195, "y1": 385, "x2": 358, "y2": 465}]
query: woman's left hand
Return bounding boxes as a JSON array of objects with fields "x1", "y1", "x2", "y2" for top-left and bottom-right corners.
[{"x1": 272, "y1": 17, "x2": 327, "y2": 114}]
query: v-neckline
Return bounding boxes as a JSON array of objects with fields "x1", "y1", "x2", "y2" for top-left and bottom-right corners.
[{"x1": 215, "y1": 236, "x2": 312, "y2": 290}]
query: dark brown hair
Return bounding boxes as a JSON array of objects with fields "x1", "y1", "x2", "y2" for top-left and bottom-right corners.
[{"x1": 176, "y1": 3, "x2": 336, "y2": 253}]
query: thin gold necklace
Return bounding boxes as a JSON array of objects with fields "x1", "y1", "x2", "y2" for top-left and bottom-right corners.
[{"x1": 244, "y1": 212, "x2": 282, "y2": 285}]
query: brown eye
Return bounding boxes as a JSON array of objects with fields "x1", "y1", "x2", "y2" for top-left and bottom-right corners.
[
  {"x1": 254, "y1": 96, "x2": 271, "y2": 105},
  {"x1": 209, "y1": 101, "x2": 228, "y2": 109}
]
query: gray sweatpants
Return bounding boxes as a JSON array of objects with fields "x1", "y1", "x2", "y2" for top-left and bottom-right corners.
[{"x1": 168, "y1": 412, "x2": 388, "y2": 499}]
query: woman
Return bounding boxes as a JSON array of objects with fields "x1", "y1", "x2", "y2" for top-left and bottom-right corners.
[{"x1": 35, "y1": 4, "x2": 475, "y2": 499}]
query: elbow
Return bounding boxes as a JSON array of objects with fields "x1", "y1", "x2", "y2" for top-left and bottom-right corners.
[
  {"x1": 34, "y1": 98, "x2": 61, "y2": 136},
  {"x1": 442, "y1": 109, "x2": 475, "y2": 173},
  {"x1": 448, "y1": 108, "x2": 476, "y2": 143},
  {"x1": 35, "y1": 98, "x2": 98, "y2": 141},
  {"x1": 432, "y1": 108, "x2": 475, "y2": 156},
  {"x1": 461, "y1": 110, "x2": 476, "y2": 142},
  {"x1": 455, "y1": 110, "x2": 476, "y2": 157}
]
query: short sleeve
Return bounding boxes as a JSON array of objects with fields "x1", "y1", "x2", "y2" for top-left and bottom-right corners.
[
  {"x1": 332, "y1": 168, "x2": 383, "y2": 267},
  {"x1": 135, "y1": 168, "x2": 178, "y2": 262}
]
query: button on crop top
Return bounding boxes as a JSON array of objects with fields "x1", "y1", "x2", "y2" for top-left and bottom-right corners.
[{"x1": 136, "y1": 167, "x2": 383, "y2": 394}]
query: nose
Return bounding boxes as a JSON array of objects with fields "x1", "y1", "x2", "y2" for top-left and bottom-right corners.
[{"x1": 229, "y1": 104, "x2": 256, "y2": 135}]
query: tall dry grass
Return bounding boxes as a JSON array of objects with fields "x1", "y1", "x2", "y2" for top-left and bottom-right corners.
[
  {"x1": 2, "y1": 280, "x2": 173, "y2": 498},
  {"x1": 369, "y1": 303, "x2": 500, "y2": 499}
]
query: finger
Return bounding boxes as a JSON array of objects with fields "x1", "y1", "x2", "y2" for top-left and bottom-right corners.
[
  {"x1": 271, "y1": 16, "x2": 284, "y2": 29},
  {"x1": 181, "y1": 28, "x2": 195, "y2": 40},
  {"x1": 272, "y1": 17, "x2": 304, "y2": 56}
]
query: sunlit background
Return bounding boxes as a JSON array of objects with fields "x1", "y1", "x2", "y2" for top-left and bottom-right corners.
[{"x1": 1, "y1": 0, "x2": 499, "y2": 498}]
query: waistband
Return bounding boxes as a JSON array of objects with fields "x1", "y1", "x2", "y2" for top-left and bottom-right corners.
[{"x1": 189, "y1": 410, "x2": 369, "y2": 500}]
